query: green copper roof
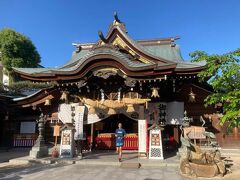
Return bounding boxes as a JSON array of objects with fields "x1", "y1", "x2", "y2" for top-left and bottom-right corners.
[
  {"x1": 60, "y1": 44, "x2": 184, "y2": 69},
  {"x1": 14, "y1": 68, "x2": 53, "y2": 74},
  {"x1": 143, "y1": 44, "x2": 184, "y2": 62},
  {"x1": 13, "y1": 47, "x2": 155, "y2": 75},
  {"x1": 60, "y1": 49, "x2": 90, "y2": 68},
  {"x1": 176, "y1": 61, "x2": 206, "y2": 69},
  {"x1": 57, "y1": 26, "x2": 185, "y2": 69},
  {"x1": 55, "y1": 47, "x2": 154, "y2": 73}
]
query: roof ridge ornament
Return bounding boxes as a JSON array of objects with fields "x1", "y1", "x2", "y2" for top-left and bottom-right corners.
[
  {"x1": 72, "y1": 43, "x2": 82, "y2": 53},
  {"x1": 112, "y1": 11, "x2": 127, "y2": 33},
  {"x1": 114, "y1": 11, "x2": 121, "y2": 23},
  {"x1": 170, "y1": 36, "x2": 181, "y2": 47},
  {"x1": 98, "y1": 31, "x2": 108, "y2": 44}
]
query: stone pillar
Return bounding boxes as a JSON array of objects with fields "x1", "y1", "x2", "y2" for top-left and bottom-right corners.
[{"x1": 29, "y1": 113, "x2": 48, "y2": 158}]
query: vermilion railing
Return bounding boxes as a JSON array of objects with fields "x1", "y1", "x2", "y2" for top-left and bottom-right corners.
[
  {"x1": 95, "y1": 133, "x2": 138, "y2": 150},
  {"x1": 13, "y1": 134, "x2": 37, "y2": 147},
  {"x1": 123, "y1": 135, "x2": 138, "y2": 150}
]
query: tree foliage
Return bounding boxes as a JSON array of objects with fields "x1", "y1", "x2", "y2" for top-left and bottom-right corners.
[
  {"x1": 0, "y1": 28, "x2": 41, "y2": 73},
  {"x1": 190, "y1": 49, "x2": 240, "y2": 127}
]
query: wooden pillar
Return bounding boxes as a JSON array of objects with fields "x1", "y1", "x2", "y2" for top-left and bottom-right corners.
[
  {"x1": 173, "y1": 126, "x2": 180, "y2": 145},
  {"x1": 139, "y1": 105, "x2": 145, "y2": 119}
]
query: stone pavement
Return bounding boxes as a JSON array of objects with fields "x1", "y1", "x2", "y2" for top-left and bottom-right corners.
[
  {"x1": 8, "y1": 150, "x2": 179, "y2": 168},
  {"x1": 1, "y1": 148, "x2": 240, "y2": 180},
  {"x1": 0, "y1": 163, "x2": 181, "y2": 180},
  {"x1": 1, "y1": 158, "x2": 240, "y2": 180}
]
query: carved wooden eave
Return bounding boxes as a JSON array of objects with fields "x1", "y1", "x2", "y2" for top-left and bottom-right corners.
[
  {"x1": 173, "y1": 66, "x2": 206, "y2": 75},
  {"x1": 14, "y1": 57, "x2": 204, "y2": 82},
  {"x1": 106, "y1": 25, "x2": 174, "y2": 64},
  {"x1": 11, "y1": 88, "x2": 59, "y2": 108}
]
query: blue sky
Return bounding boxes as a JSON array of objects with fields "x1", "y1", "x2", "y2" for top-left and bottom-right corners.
[{"x1": 0, "y1": 0, "x2": 240, "y2": 68}]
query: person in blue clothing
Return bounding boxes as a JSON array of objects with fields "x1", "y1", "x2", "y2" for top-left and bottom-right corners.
[{"x1": 115, "y1": 122, "x2": 126, "y2": 162}]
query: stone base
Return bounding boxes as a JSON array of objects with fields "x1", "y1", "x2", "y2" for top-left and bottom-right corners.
[
  {"x1": 138, "y1": 153, "x2": 148, "y2": 159},
  {"x1": 29, "y1": 146, "x2": 48, "y2": 158},
  {"x1": 189, "y1": 162, "x2": 219, "y2": 177}
]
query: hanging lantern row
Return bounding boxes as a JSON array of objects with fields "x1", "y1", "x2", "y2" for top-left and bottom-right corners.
[
  {"x1": 31, "y1": 75, "x2": 169, "y2": 88},
  {"x1": 136, "y1": 75, "x2": 167, "y2": 83},
  {"x1": 33, "y1": 85, "x2": 197, "y2": 110},
  {"x1": 174, "y1": 75, "x2": 197, "y2": 80},
  {"x1": 31, "y1": 74, "x2": 196, "y2": 88}
]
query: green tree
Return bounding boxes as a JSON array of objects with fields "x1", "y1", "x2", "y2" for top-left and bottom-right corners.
[
  {"x1": 0, "y1": 28, "x2": 41, "y2": 79},
  {"x1": 190, "y1": 49, "x2": 240, "y2": 128}
]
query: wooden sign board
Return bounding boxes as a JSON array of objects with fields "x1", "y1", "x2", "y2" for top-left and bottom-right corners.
[
  {"x1": 184, "y1": 126, "x2": 205, "y2": 139},
  {"x1": 138, "y1": 120, "x2": 147, "y2": 153},
  {"x1": 149, "y1": 129, "x2": 164, "y2": 160},
  {"x1": 53, "y1": 125, "x2": 60, "y2": 137},
  {"x1": 74, "y1": 106, "x2": 85, "y2": 140},
  {"x1": 60, "y1": 129, "x2": 75, "y2": 158}
]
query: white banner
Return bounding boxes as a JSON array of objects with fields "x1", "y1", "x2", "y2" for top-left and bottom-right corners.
[
  {"x1": 74, "y1": 106, "x2": 85, "y2": 140},
  {"x1": 58, "y1": 104, "x2": 72, "y2": 123},
  {"x1": 138, "y1": 119, "x2": 147, "y2": 153}
]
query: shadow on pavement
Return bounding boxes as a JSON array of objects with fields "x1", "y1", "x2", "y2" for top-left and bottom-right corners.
[
  {"x1": 0, "y1": 163, "x2": 67, "y2": 179},
  {"x1": 0, "y1": 148, "x2": 31, "y2": 163}
]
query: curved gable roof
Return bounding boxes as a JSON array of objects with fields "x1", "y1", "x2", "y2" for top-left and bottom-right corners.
[{"x1": 13, "y1": 14, "x2": 206, "y2": 81}]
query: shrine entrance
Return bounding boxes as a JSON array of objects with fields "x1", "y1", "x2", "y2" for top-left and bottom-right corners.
[{"x1": 92, "y1": 114, "x2": 138, "y2": 150}]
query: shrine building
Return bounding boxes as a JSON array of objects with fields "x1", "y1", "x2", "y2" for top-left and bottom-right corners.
[{"x1": 2, "y1": 13, "x2": 221, "y2": 153}]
